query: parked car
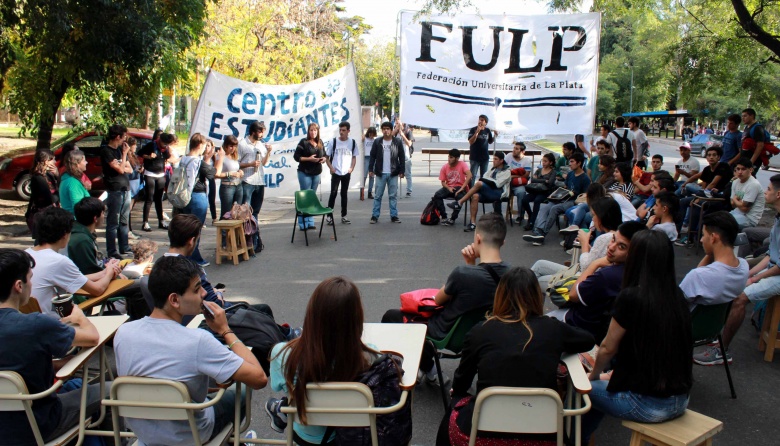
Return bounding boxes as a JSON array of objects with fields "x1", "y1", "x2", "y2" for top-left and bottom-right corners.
[
  {"x1": 688, "y1": 134, "x2": 723, "y2": 158},
  {"x1": 0, "y1": 129, "x2": 154, "y2": 201}
]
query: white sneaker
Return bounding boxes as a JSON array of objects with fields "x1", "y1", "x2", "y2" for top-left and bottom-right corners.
[{"x1": 162, "y1": 212, "x2": 171, "y2": 221}]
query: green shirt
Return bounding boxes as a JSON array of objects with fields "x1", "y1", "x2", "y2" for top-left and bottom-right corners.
[
  {"x1": 587, "y1": 155, "x2": 602, "y2": 183},
  {"x1": 67, "y1": 222, "x2": 103, "y2": 275},
  {"x1": 59, "y1": 173, "x2": 90, "y2": 215}
]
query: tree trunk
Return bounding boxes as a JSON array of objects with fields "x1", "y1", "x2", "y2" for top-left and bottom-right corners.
[
  {"x1": 731, "y1": 0, "x2": 780, "y2": 60},
  {"x1": 35, "y1": 78, "x2": 69, "y2": 151}
]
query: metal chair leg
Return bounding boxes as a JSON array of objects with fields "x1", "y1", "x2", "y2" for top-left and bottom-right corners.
[
  {"x1": 291, "y1": 215, "x2": 298, "y2": 243},
  {"x1": 319, "y1": 215, "x2": 325, "y2": 239},
  {"x1": 331, "y1": 213, "x2": 337, "y2": 242},
  {"x1": 303, "y1": 216, "x2": 309, "y2": 246},
  {"x1": 719, "y1": 335, "x2": 737, "y2": 398}
]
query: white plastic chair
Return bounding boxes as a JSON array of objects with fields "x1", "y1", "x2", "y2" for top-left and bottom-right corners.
[
  {"x1": 103, "y1": 376, "x2": 235, "y2": 446},
  {"x1": 281, "y1": 383, "x2": 410, "y2": 446},
  {"x1": 0, "y1": 371, "x2": 81, "y2": 446}
]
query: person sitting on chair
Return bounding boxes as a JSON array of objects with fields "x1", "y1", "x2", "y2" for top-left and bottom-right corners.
[{"x1": 447, "y1": 152, "x2": 512, "y2": 232}]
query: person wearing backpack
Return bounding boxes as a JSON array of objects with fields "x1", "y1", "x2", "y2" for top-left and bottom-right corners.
[
  {"x1": 740, "y1": 108, "x2": 777, "y2": 172},
  {"x1": 325, "y1": 121, "x2": 359, "y2": 225},
  {"x1": 610, "y1": 116, "x2": 637, "y2": 164},
  {"x1": 265, "y1": 277, "x2": 411, "y2": 446},
  {"x1": 178, "y1": 133, "x2": 214, "y2": 267}
]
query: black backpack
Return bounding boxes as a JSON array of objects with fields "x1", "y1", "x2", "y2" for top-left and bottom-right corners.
[
  {"x1": 611, "y1": 129, "x2": 634, "y2": 163},
  {"x1": 331, "y1": 354, "x2": 412, "y2": 446},
  {"x1": 420, "y1": 199, "x2": 441, "y2": 225}
]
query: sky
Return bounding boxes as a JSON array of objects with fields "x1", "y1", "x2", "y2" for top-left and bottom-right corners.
[{"x1": 339, "y1": 0, "x2": 558, "y2": 45}]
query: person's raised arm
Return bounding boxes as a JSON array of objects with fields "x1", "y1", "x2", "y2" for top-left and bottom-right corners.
[
  {"x1": 62, "y1": 306, "x2": 99, "y2": 347},
  {"x1": 588, "y1": 318, "x2": 626, "y2": 380},
  {"x1": 203, "y1": 301, "x2": 267, "y2": 389},
  {"x1": 569, "y1": 257, "x2": 610, "y2": 301}
]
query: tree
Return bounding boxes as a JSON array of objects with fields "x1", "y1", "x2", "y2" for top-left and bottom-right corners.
[
  {"x1": 353, "y1": 42, "x2": 397, "y2": 113},
  {"x1": 1, "y1": 0, "x2": 209, "y2": 150}
]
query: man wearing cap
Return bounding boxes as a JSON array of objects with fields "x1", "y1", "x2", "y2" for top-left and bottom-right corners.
[
  {"x1": 673, "y1": 142, "x2": 700, "y2": 195},
  {"x1": 239, "y1": 121, "x2": 272, "y2": 222},
  {"x1": 447, "y1": 152, "x2": 511, "y2": 232}
]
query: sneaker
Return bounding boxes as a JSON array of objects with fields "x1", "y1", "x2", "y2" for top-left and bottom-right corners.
[
  {"x1": 559, "y1": 224, "x2": 579, "y2": 234},
  {"x1": 162, "y1": 212, "x2": 171, "y2": 221},
  {"x1": 447, "y1": 201, "x2": 462, "y2": 210},
  {"x1": 693, "y1": 345, "x2": 732, "y2": 366},
  {"x1": 197, "y1": 260, "x2": 210, "y2": 267},
  {"x1": 464, "y1": 223, "x2": 476, "y2": 232},
  {"x1": 142, "y1": 222, "x2": 153, "y2": 232},
  {"x1": 674, "y1": 236, "x2": 692, "y2": 247},
  {"x1": 391, "y1": 216, "x2": 402, "y2": 223},
  {"x1": 286, "y1": 326, "x2": 302, "y2": 340},
  {"x1": 367, "y1": 192, "x2": 374, "y2": 199},
  {"x1": 680, "y1": 225, "x2": 689, "y2": 234},
  {"x1": 127, "y1": 231, "x2": 140, "y2": 240},
  {"x1": 523, "y1": 234, "x2": 545, "y2": 245},
  {"x1": 107, "y1": 252, "x2": 125, "y2": 261},
  {"x1": 326, "y1": 216, "x2": 334, "y2": 226},
  {"x1": 441, "y1": 218, "x2": 454, "y2": 226},
  {"x1": 424, "y1": 371, "x2": 451, "y2": 387},
  {"x1": 560, "y1": 240, "x2": 566, "y2": 247},
  {"x1": 370, "y1": 216, "x2": 378, "y2": 224},
  {"x1": 158, "y1": 221, "x2": 169, "y2": 230},
  {"x1": 406, "y1": 192, "x2": 412, "y2": 197},
  {"x1": 243, "y1": 429, "x2": 257, "y2": 446},
  {"x1": 265, "y1": 397, "x2": 289, "y2": 433},
  {"x1": 341, "y1": 216, "x2": 351, "y2": 224}
]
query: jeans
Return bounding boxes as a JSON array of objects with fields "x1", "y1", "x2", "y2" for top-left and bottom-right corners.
[
  {"x1": 210, "y1": 385, "x2": 247, "y2": 441},
  {"x1": 531, "y1": 259, "x2": 567, "y2": 290},
  {"x1": 681, "y1": 183, "x2": 703, "y2": 197},
  {"x1": 730, "y1": 209, "x2": 753, "y2": 230},
  {"x1": 219, "y1": 183, "x2": 243, "y2": 219},
  {"x1": 105, "y1": 190, "x2": 131, "y2": 255},
  {"x1": 143, "y1": 175, "x2": 166, "y2": 223},
  {"x1": 363, "y1": 156, "x2": 374, "y2": 194},
  {"x1": 183, "y1": 192, "x2": 208, "y2": 264},
  {"x1": 631, "y1": 194, "x2": 647, "y2": 208},
  {"x1": 582, "y1": 380, "x2": 689, "y2": 444},
  {"x1": 241, "y1": 183, "x2": 265, "y2": 220},
  {"x1": 45, "y1": 383, "x2": 108, "y2": 441},
  {"x1": 512, "y1": 186, "x2": 527, "y2": 219},
  {"x1": 534, "y1": 200, "x2": 576, "y2": 236},
  {"x1": 521, "y1": 193, "x2": 549, "y2": 226},
  {"x1": 297, "y1": 171, "x2": 321, "y2": 228},
  {"x1": 566, "y1": 202, "x2": 591, "y2": 227},
  {"x1": 469, "y1": 159, "x2": 489, "y2": 186},
  {"x1": 433, "y1": 187, "x2": 466, "y2": 220},
  {"x1": 327, "y1": 172, "x2": 351, "y2": 217},
  {"x1": 404, "y1": 158, "x2": 413, "y2": 193},
  {"x1": 372, "y1": 173, "x2": 398, "y2": 219}
]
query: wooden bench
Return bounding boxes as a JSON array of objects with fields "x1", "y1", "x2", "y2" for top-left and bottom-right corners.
[
  {"x1": 622, "y1": 410, "x2": 723, "y2": 446},
  {"x1": 214, "y1": 220, "x2": 254, "y2": 265},
  {"x1": 420, "y1": 148, "x2": 542, "y2": 176},
  {"x1": 759, "y1": 294, "x2": 780, "y2": 362}
]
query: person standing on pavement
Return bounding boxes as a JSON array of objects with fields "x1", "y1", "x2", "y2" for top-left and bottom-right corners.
[
  {"x1": 293, "y1": 123, "x2": 327, "y2": 230},
  {"x1": 722, "y1": 114, "x2": 743, "y2": 167},
  {"x1": 180, "y1": 133, "x2": 215, "y2": 268},
  {"x1": 325, "y1": 122, "x2": 359, "y2": 225},
  {"x1": 362, "y1": 127, "x2": 377, "y2": 199},
  {"x1": 101, "y1": 123, "x2": 133, "y2": 260},
  {"x1": 239, "y1": 121, "x2": 272, "y2": 222},
  {"x1": 628, "y1": 117, "x2": 649, "y2": 169},
  {"x1": 138, "y1": 133, "x2": 174, "y2": 232},
  {"x1": 214, "y1": 135, "x2": 244, "y2": 218},
  {"x1": 467, "y1": 115, "x2": 496, "y2": 185},
  {"x1": 394, "y1": 119, "x2": 414, "y2": 197},
  {"x1": 368, "y1": 121, "x2": 405, "y2": 224}
]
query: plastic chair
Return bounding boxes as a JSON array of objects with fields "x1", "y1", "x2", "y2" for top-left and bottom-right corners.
[
  {"x1": 0, "y1": 371, "x2": 79, "y2": 446},
  {"x1": 280, "y1": 383, "x2": 409, "y2": 446},
  {"x1": 103, "y1": 377, "x2": 237, "y2": 446},
  {"x1": 290, "y1": 190, "x2": 337, "y2": 246},
  {"x1": 426, "y1": 307, "x2": 490, "y2": 411},
  {"x1": 691, "y1": 301, "x2": 736, "y2": 398},
  {"x1": 469, "y1": 387, "x2": 592, "y2": 446}
]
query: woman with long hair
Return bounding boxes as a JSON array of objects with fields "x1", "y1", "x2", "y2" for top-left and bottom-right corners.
[
  {"x1": 58, "y1": 149, "x2": 90, "y2": 215},
  {"x1": 441, "y1": 267, "x2": 594, "y2": 445},
  {"x1": 26, "y1": 149, "x2": 59, "y2": 240},
  {"x1": 610, "y1": 162, "x2": 635, "y2": 200},
  {"x1": 521, "y1": 153, "x2": 557, "y2": 230},
  {"x1": 138, "y1": 132, "x2": 175, "y2": 231},
  {"x1": 214, "y1": 135, "x2": 244, "y2": 218},
  {"x1": 582, "y1": 230, "x2": 692, "y2": 443},
  {"x1": 596, "y1": 154, "x2": 616, "y2": 188},
  {"x1": 60, "y1": 142, "x2": 92, "y2": 190},
  {"x1": 266, "y1": 277, "x2": 402, "y2": 445},
  {"x1": 205, "y1": 139, "x2": 218, "y2": 225},
  {"x1": 293, "y1": 123, "x2": 326, "y2": 230},
  {"x1": 362, "y1": 127, "x2": 377, "y2": 198}
]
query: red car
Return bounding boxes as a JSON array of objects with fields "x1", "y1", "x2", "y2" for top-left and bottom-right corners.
[{"x1": 0, "y1": 129, "x2": 154, "y2": 200}]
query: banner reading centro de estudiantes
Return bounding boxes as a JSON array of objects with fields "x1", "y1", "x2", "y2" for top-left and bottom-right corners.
[
  {"x1": 400, "y1": 12, "x2": 601, "y2": 136},
  {"x1": 190, "y1": 64, "x2": 363, "y2": 197}
]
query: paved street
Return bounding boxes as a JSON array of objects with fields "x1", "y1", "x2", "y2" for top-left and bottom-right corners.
[{"x1": 0, "y1": 134, "x2": 778, "y2": 444}]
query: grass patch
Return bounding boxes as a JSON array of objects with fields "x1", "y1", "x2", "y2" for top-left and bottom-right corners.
[
  {"x1": 0, "y1": 126, "x2": 72, "y2": 139},
  {"x1": 532, "y1": 139, "x2": 562, "y2": 154}
]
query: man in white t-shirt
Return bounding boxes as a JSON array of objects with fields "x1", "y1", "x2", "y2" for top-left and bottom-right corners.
[
  {"x1": 507, "y1": 141, "x2": 533, "y2": 222},
  {"x1": 394, "y1": 120, "x2": 415, "y2": 196},
  {"x1": 673, "y1": 142, "x2": 701, "y2": 194},
  {"x1": 325, "y1": 121, "x2": 359, "y2": 224},
  {"x1": 682, "y1": 211, "x2": 749, "y2": 313},
  {"x1": 238, "y1": 121, "x2": 272, "y2": 221},
  {"x1": 25, "y1": 207, "x2": 119, "y2": 316},
  {"x1": 730, "y1": 158, "x2": 765, "y2": 229},
  {"x1": 628, "y1": 117, "x2": 649, "y2": 168},
  {"x1": 115, "y1": 255, "x2": 267, "y2": 445},
  {"x1": 610, "y1": 117, "x2": 637, "y2": 164}
]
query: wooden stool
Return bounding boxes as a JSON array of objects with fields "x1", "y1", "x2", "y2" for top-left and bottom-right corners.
[
  {"x1": 622, "y1": 410, "x2": 723, "y2": 446},
  {"x1": 759, "y1": 295, "x2": 780, "y2": 362},
  {"x1": 214, "y1": 220, "x2": 254, "y2": 265}
]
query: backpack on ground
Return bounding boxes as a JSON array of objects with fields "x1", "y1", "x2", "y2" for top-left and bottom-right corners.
[
  {"x1": 331, "y1": 354, "x2": 413, "y2": 446},
  {"x1": 420, "y1": 199, "x2": 441, "y2": 225},
  {"x1": 611, "y1": 129, "x2": 634, "y2": 163},
  {"x1": 168, "y1": 157, "x2": 199, "y2": 208}
]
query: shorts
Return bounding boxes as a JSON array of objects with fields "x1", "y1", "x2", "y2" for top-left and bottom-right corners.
[
  {"x1": 478, "y1": 181, "x2": 503, "y2": 202},
  {"x1": 744, "y1": 269, "x2": 780, "y2": 303}
]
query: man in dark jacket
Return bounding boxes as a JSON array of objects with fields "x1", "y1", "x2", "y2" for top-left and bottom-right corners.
[{"x1": 368, "y1": 121, "x2": 405, "y2": 224}]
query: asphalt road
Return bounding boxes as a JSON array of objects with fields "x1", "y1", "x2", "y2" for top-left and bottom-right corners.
[{"x1": 0, "y1": 134, "x2": 777, "y2": 444}]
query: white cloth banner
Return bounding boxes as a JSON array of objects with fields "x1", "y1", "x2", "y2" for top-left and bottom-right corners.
[
  {"x1": 190, "y1": 64, "x2": 363, "y2": 197},
  {"x1": 400, "y1": 12, "x2": 600, "y2": 135},
  {"x1": 435, "y1": 130, "x2": 545, "y2": 144}
]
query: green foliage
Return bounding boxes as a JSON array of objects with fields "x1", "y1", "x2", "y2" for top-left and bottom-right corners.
[
  {"x1": 353, "y1": 42, "x2": 397, "y2": 112},
  {"x1": 2, "y1": 0, "x2": 209, "y2": 149}
]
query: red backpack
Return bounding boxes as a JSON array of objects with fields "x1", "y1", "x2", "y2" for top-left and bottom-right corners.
[{"x1": 420, "y1": 200, "x2": 441, "y2": 225}]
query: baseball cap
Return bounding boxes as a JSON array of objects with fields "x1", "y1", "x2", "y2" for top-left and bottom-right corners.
[{"x1": 679, "y1": 142, "x2": 691, "y2": 150}]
